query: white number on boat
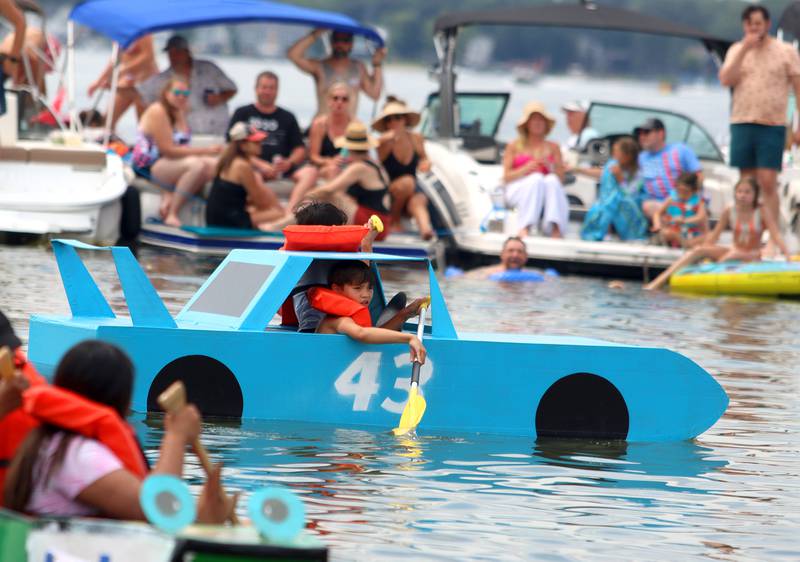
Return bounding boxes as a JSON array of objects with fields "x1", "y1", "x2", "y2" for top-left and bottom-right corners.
[
  {"x1": 380, "y1": 353, "x2": 434, "y2": 414},
  {"x1": 334, "y1": 352, "x2": 381, "y2": 411}
]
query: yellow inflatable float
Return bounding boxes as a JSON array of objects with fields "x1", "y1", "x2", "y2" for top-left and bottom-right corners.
[{"x1": 670, "y1": 260, "x2": 800, "y2": 296}]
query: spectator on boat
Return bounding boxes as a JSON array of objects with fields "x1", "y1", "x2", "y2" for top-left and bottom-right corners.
[
  {"x1": 0, "y1": 0, "x2": 25, "y2": 115},
  {"x1": 228, "y1": 71, "x2": 319, "y2": 215},
  {"x1": 651, "y1": 171, "x2": 709, "y2": 248},
  {"x1": 719, "y1": 4, "x2": 800, "y2": 255},
  {"x1": 373, "y1": 96, "x2": 434, "y2": 240},
  {"x1": 132, "y1": 75, "x2": 222, "y2": 227},
  {"x1": 0, "y1": 26, "x2": 58, "y2": 97},
  {"x1": 4, "y1": 340, "x2": 233, "y2": 523},
  {"x1": 634, "y1": 117, "x2": 703, "y2": 221},
  {"x1": 561, "y1": 100, "x2": 599, "y2": 151},
  {"x1": 581, "y1": 136, "x2": 648, "y2": 241},
  {"x1": 465, "y1": 236, "x2": 531, "y2": 279},
  {"x1": 288, "y1": 28, "x2": 386, "y2": 117},
  {"x1": 644, "y1": 177, "x2": 790, "y2": 290},
  {"x1": 206, "y1": 122, "x2": 284, "y2": 230},
  {"x1": 314, "y1": 261, "x2": 427, "y2": 362},
  {"x1": 138, "y1": 35, "x2": 237, "y2": 136},
  {"x1": 308, "y1": 82, "x2": 352, "y2": 180},
  {"x1": 502, "y1": 101, "x2": 569, "y2": 238},
  {"x1": 87, "y1": 35, "x2": 159, "y2": 132}
]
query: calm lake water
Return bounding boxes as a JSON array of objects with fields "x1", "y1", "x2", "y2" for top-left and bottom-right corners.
[{"x1": 1, "y1": 242, "x2": 798, "y2": 561}]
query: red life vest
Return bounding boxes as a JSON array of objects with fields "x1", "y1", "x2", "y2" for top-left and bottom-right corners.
[
  {"x1": 279, "y1": 224, "x2": 370, "y2": 326},
  {"x1": 308, "y1": 287, "x2": 372, "y2": 328},
  {"x1": 0, "y1": 352, "x2": 147, "y2": 505}
]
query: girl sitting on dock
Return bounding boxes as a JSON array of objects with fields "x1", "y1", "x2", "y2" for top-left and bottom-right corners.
[{"x1": 645, "y1": 177, "x2": 790, "y2": 290}]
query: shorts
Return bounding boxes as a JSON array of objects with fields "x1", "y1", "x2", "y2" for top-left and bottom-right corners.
[
  {"x1": 353, "y1": 206, "x2": 391, "y2": 241},
  {"x1": 729, "y1": 123, "x2": 785, "y2": 171}
]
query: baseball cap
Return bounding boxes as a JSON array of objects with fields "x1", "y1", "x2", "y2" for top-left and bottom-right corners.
[
  {"x1": 163, "y1": 35, "x2": 190, "y2": 52},
  {"x1": 228, "y1": 121, "x2": 267, "y2": 142},
  {"x1": 561, "y1": 100, "x2": 589, "y2": 113},
  {"x1": 0, "y1": 310, "x2": 22, "y2": 350},
  {"x1": 633, "y1": 117, "x2": 665, "y2": 136}
]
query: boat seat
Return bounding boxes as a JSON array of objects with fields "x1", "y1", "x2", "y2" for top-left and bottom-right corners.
[
  {"x1": 27, "y1": 148, "x2": 106, "y2": 169},
  {"x1": 0, "y1": 146, "x2": 29, "y2": 161}
]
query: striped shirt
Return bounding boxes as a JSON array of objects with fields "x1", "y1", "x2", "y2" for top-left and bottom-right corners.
[{"x1": 638, "y1": 143, "x2": 701, "y2": 201}]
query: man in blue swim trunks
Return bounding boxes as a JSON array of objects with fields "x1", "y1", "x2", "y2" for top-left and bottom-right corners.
[{"x1": 634, "y1": 118, "x2": 703, "y2": 221}]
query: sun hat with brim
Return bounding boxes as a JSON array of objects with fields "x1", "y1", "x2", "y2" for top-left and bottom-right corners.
[
  {"x1": 517, "y1": 101, "x2": 556, "y2": 136},
  {"x1": 371, "y1": 101, "x2": 421, "y2": 132},
  {"x1": 228, "y1": 121, "x2": 267, "y2": 143},
  {"x1": 335, "y1": 121, "x2": 378, "y2": 151}
]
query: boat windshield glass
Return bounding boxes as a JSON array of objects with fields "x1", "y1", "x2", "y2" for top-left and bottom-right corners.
[
  {"x1": 586, "y1": 102, "x2": 723, "y2": 162},
  {"x1": 421, "y1": 92, "x2": 509, "y2": 139},
  {"x1": 188, "y1": 261, "x2": 275, "y2": 318}
]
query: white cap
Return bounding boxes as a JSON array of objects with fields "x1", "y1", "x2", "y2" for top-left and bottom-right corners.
[{"x1": 561, "y1": 100, "x2": 590, "y2": 113}]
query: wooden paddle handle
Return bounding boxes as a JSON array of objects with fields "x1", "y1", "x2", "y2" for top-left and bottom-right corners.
[
  {"x1": 156, "y1": 382, "x2": 214, "y2": 475},
  {"x1": 0, "y1": 347, "x2": 15, "y2": 380}
]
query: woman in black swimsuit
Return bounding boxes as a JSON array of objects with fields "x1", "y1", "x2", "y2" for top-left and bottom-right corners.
[
  {"x1": 373, "y1": 97, "x2": 434, "y2": 240},
  {"x1": 308, "y1": 82, "x2": 352, "y2": 180},
  {"x1": 206, "y1": 122, "x2": 284, "y2": 229}
]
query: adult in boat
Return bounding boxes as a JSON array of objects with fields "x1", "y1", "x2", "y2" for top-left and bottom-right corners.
[
  {"x1": 138, "y1": 35, "x2": 237, "y2": 136},
  {"x1": 87, "y1": 35, "x2": 159, "y2": 132},
  {"x1": 502, "y1": 101, "x2": 569, "y2": 238},
  {"x1": 373, "y1": 96, "x2": 434, "y2": 240},
  {"x1": 228, "y1": 71, "x2": 319, "y2": 215},
  {"x1": 132, "y1": 75, "x2": 222, "y2": 227},
  {"x1": 0, "y1": 0, "x2": 25, "y2": 116},
  {"x1": 288, "y1": 28, "x2": 386, "y2": 117},
  {"x1": 561, "y1": 100, "x2": 599, "y2": 151},
  {"x1": 635, "y1": 117, "x2": 703, "y2": 221},
  {"x1": 581, "y1": 136, "x2": 648, "y2": 241},
  {"x1": 465, "y1": 236, "x2": 532, "y2": 279},
  {"x1": 308, "y1": 82, "x2": 352, "y2": 180},
  {"x1": 4, "y1": 340, "x2": 233, "y2": 522},
  {"x1": 0, "y1": 25, "x2": 58, "y2": 97},
  {"x1": 644, "y1": 177, "x2": 791, "y2": 290},
  {"x1": 719, "y1": 4, "x2": 800, "y2": 254},
  {"x1": 206, "y1": 122, "x2": 284, "y2": 229}
]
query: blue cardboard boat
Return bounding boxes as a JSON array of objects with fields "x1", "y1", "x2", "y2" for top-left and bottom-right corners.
[{"x1": 27, "y1": 240, "x2": 728, "y2": 442}]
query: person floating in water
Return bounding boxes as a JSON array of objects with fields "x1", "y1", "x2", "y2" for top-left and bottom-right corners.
[{"x1": 645, "y1": 176, "x2": 790, "y2": 290}]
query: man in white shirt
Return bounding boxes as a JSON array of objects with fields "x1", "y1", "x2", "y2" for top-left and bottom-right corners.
[{"x1": 562, "y1": 100, "x2": 599, "y2": 151}]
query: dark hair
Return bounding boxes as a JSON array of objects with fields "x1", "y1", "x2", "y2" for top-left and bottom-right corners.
[
  {"x1": 676, "y1": 171, "x2": 701, "y2": 193},
  {"x1": 255, "y1": 71, "x2": 279, "y2": 87},
  {"x1": 4, "y1": 340, "x2": 134, "y2": 512},
  {"x1": 295, "y1": 201, "x2": 348, "y2": 225},
  {"x1": 215, "y1": 138, "x2": 250, "y2": 177},
  {"x1": 79, "y1": 109, "x2": 104, "y2": 128},
  {"x1": 735, "y1": 176, "x2": 761, "y2": 209},
  {"x1": 613, "y1": 136, "x2": 640, "y2": 172},
  {"x1": 502, "y1": 236, "x2": 527, "y2": 251},
  {"x1": 742, "y1": 4, "x2": 769, "y2": 22},
  {"x1": 158, "y1": 74, "x2": 189, "y2": 126},
  {"x1": 328, "y1": 260, "x2": 374, "y2": 288}
]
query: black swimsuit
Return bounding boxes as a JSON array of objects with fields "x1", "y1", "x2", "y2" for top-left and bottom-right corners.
[
  {"x1": 206, "y1": 176, "x2": 252, "y2": 229},
  {"x1": 382, "y1": 149, "x2": 419, "y2": 181},
  {"x1": 320, "y1": 131, "x2": 339, "y2": 158},
  {"x1": 346, "y1": 160, "x2": 391, "y2": 214}
]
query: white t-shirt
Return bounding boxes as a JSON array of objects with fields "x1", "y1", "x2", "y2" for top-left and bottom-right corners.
[{"x1": 566, "y1": 127, "x2": 600, "y2": 151}]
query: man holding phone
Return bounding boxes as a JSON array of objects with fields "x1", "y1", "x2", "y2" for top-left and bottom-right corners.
[{"x1": 719, "y1": 4, "x2": 800, "y2": 252}]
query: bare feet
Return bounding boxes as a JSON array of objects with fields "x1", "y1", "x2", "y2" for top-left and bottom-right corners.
[
  {"x1": 420, "y1": 229, "x2": 434, "y2": 241},
  {"x1": 517, "y1": 227, "x2": 530, "y2": 238},
  {"x1": 164, "y1": 213, "x2": 182, "y2": 228},
  {"x1": 159, "y1": 194, "x2": 172, "y2": 220},
  {"x1": 550, "y1": 224, "x2": 563, "y2": 239}
]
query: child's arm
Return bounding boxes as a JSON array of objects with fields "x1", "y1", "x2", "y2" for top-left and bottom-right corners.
[
  {"x1": 762, "y1": 210, "x2": 791, "y2": 258},
  {"x1": 359, "y1": 215, "x2": 383, "y2": 254},
  {"x1": 651, "y1": 199, "x2": 670, "y2": 231},
  {"x1": 331, "y1": 317, "x2": 426, "y2": 363},
  {"x1": 707, "y1": 206, "x2": 729, "y2": 245},
  {"x1": 683, "y1": 200, "x2": 708, "y2": 226}
]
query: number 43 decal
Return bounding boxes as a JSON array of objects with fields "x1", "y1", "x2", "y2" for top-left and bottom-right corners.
[{"x1": 334, "y1": 352, "x2": 434, "y2": 413}]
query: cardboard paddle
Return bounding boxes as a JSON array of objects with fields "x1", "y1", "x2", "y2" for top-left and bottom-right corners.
[
  {"x1": 0, "y1": 346, "x2": 14, "y2": 380},
  {"x1": 392, "y1": 299, "x2": 430, "y2": 436}
]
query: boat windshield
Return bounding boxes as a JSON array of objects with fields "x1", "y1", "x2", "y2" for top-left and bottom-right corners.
[
  {"x1": 585, "y1": 102, "x2": 723, "y2": 162},
  {"x1": 421, "y1": 92, "x2": 509, "y2": 139}
]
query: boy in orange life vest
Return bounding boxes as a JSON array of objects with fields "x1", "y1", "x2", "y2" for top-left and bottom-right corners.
[{"x1": 312, "y1": 260, "x2": 427, "y2": 362}]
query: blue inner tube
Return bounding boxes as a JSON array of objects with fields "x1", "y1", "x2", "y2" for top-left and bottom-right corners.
[{"x1": 489, "y1": 269, "x2": 545, "y2": 282}]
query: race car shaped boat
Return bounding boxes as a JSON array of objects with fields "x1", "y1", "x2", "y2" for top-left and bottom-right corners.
[{"x1": 27, "y1": 239, "x2": 728, "y2": 441}]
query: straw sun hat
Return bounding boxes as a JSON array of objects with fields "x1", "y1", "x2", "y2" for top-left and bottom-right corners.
[
  {"x1": 371, "y1": 100, "x2": 421, "y2": 132},
  {"x1": 516, "y1": 101, "x2": 556, "y2": 136},
  {"x1": 335, "y1": 121, "x2": 378, "y2": 151}
]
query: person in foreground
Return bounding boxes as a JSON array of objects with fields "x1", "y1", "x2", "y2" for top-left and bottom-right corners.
[
  {"x1": 4, "y1": 340, "x2": 233, "y2": 523},
  {"x1": 313, "y1": 261, "x2": 427, "y2": 363},
  {"x1": 644, "y1": 177, "x2": 790, "y2": 290},
  {"x1": 206, "y1": 122, "x2": 284, "y2": 229}
]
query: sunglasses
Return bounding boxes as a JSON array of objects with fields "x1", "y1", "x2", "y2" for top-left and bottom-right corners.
[
  {"x1": 332, "y1": 36, "x2": 353, "y2": 44},
  {"x1": 331, "y1": 95, "x2": 350, "y2": 102},
  {"x1": 387, "y1": 115, "x2": 406, "y2": 121},
  {"x1": 172, "y1": 88, "x2": 191, "y2": 97}
]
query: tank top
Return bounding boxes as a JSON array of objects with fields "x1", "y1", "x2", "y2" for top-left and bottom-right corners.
[
  {"x1": 320, "y1": 130, "x2": 339, "y2": 158},
  {"x1": 205, "y1": 176, "x2": 252, "y2": 229},
  {"x1": 666, "y1": 193, "x2": 703, "y2": 238},
  {"x1": 346, "y1": 160, "x2": 390, "y2": 214},
  {"x1": 730, "y1": 205, "x2": 763, "y2": 249},
  {"x1": 511, "y1": 151, "x2": 554, "y2": 174},
  {"x1": 318, "y1": 59, "x2": 361, "y2": 116},
  {"x1": 131, "y1": 128, "x2": 191, "y2": 170},
  {"x1": 382, "y1": 148, "x2": 419, "y2": 181}
]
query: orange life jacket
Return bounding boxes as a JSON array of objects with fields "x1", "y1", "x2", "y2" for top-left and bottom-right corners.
[
  {"x1": 308, "y1": 287, "x2": 372, "y2": 328},
  {"x1": 0, "y1": 353, "x2": 147, "y2": 505},
  {"x1": 279, "y1": 224, "x2": 370, "y2": 325}
]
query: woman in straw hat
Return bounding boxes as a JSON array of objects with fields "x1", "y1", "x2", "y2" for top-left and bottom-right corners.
[
  {"x1": 373, "y1": 96, "x2": 434, "y2": 240},
  {"x1": 502, "y1": 101, "x2": 569, "y2": 238},
  {"x1": 308, "y1": 82, "x2": 353, "y2": 180},
  {"x1": 260, "y1": 121, "x2": 392, "y2": 239}
]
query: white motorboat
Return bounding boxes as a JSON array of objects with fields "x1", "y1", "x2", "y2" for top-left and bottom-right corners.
[{"x1": 416, "y1": 3, "x2": 800, "y2": 278}]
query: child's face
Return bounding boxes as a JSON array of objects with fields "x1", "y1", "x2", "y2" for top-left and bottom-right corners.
[
  {"x1": 675, "y1": 182, "x2": 693, "y2": 200},
  {"x1": 612, "y1": 144, "x2": 629, "y2": 165},
  {"x1": 735, "y1": 182, "x2": 756, "y2": 206},
  {"x1": 336, "y1": 282, "x2": 373, "y2": 306}
]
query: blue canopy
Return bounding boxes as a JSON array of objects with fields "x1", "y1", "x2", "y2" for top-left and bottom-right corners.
[{"x1": 69, "y1": 0, "x2": 384, "y2": 49}]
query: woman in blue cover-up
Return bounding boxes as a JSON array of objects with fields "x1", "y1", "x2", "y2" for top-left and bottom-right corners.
[{"x1": 581, "y1": 137, "x2": 648, "y2": 241}]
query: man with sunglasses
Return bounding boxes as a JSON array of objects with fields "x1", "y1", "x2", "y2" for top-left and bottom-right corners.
[
  {"x1": 288, "y1": 28, "x2": 386, "y2": 117},
  {"x1": 138, "y1": 35, "x2": 237, "y2": 135},
  {"x1": 634, "y1": 117, "x2": 702, "y2": 220}
]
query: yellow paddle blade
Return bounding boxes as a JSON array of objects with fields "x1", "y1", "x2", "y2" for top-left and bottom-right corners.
[
  {"x1": 392, "y1": 387, "x2": 427, "y2": 436},
  {"x1": 369, "y1": 214, "x2": 384, "y2": 233}
]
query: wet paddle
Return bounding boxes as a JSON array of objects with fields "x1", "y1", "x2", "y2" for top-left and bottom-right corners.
[
  {"x1": 392, "y1": 299, "x2": 429, "y2": 436},
  {"x1": 157, "y1": 381, "x2": 239, "y2": 524}
]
